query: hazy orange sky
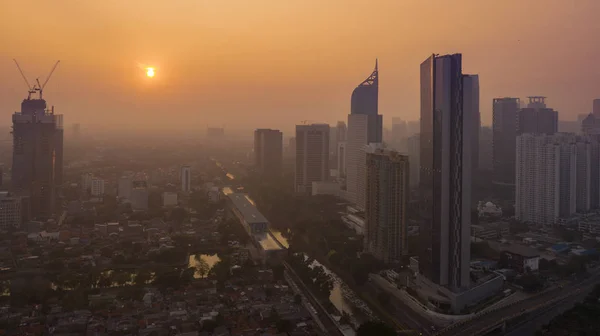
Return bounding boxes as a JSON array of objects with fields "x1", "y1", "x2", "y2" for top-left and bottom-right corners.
[{"x1": 1, "y1": 0, "x2": 599, "y2": 134}]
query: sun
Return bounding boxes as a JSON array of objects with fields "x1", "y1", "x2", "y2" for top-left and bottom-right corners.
[{"x1": 146, "y1": 67, "x2": 155, "y2": 78}]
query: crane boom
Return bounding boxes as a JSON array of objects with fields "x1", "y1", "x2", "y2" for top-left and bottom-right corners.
[
  {"x1": 13, "y1": 59, "x2": 33, "y2": 90},
  {"x1": 41, "y1": 60, "x2": 60, "y2": 90}
]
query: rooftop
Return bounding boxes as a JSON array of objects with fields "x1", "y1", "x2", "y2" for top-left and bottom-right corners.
[
  {"x1": 227, "y1": 193, "x2": 269, "y2": 225},
  {"x1": 253, "y1": 232, "x2": 285, "y2": 251}
]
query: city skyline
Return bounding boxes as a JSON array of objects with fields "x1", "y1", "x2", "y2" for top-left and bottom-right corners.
[{"x1": 2, "y1": 1, "x2": 600, "y2": 132}]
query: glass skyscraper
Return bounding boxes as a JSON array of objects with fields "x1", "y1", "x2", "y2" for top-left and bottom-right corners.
[{"x1": 419, "y1": 54, "x2": 472, "y2": 291}]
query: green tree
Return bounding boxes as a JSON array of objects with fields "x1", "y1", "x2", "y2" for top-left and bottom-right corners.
[
  {"x1": 357, "y1": 321, "x2": 396, "y2": 336},
  {"x1": 135, "y1": 269, "x2": 153, "y2": 286},
  {"x1": 194, "y1": 254, "x2": 210, "y2": 278}
]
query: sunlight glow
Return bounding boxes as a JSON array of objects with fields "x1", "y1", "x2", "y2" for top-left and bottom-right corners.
[{"x1": 146, "y1": 67, "x2": 155, "y2": 78}]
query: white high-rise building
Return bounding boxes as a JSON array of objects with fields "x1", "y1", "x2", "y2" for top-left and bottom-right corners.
[
  {"x1": 181, "y1": 165, "x2": 191, "y2": 193},
  {"x1": 346, "y1": 114, "x2": 369, "y2": 203},
  {"x1": 295, "y1": 124, "x2": 330, "y2": 194},
  {"x1": 91, "y1": 178, "x2": 105, "y2": 196},
  {"x1": 516, "y1": 133, "x2": 591, "y2": 225}
]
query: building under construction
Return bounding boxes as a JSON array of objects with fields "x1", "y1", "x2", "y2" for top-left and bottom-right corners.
[{"x1": 11, "y1": 60, "x2": 63, "y2": 219}]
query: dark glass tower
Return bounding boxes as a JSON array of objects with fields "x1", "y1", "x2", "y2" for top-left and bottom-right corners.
[
  {"x1": 419, "y1": 54, "x2": 471, "y2": 291},
  {"x1": 492, "y1": 97, "x2": 520, "y2": 186},
  {"x1": 12, "y1": 98, "x2": 63, "y2": 218}
]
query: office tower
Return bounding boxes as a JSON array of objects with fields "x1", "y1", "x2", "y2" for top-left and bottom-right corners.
[
  {"x1": 287, "y1": 137, "x2": 296, "y2": 158},
  {"x1": 391, "y1": 117, "x2": 407, "y2": 151},
  {"x1": 581, "y1": 114, "x2": 600, "y2": 135},
  {"x1": 91, "y1": 178, "x2": 105, "y2": 197},
  {"x1": 589, "y1": 136, "x2": 600, "y2": 210},
  {"x1": 515, "y1": 133, "x2": 590, "y2": 225},
  {"x1": 463, "y1": 74, "x2": 480, "y2": 172},
  {"x1": 118, "y1": 176, "x2": 133, "y2": 200},
  {"x1": 419, "y1": 54, "x2": 471, "y2": 290},
  {"x1": 581, "y1": 100, "x2": 600, "y2": 135},
  {"x1": 517, "y1": 97, "x2": 558, "y2": 135},
  {"x1": 346, "y1": 61, "x2": 383, "y2": 204},
  {"x1": 254, "y1": 129, "x2": 283, "y2": 176},
  {"x1": 72, "y1": 123, "x2": 81, "y2": 141},
  {"x1": 357, "y1": 143, "x2": 383, "y2": 210},
  {"x1": 0, "y1": 192, "x2": 22, "y2": 230},
  {"x1": 295, "y1": 124, "x2": 330, "y2": 194},
  {"x1": 407, "y1": 133, "x2": 420, "y2": 187},
  {"x1": 335, "y1": 121, "x2": 347, "y2": 171},
  {"x1": 365, "y1": 149, "x2": 409, "y2": 263},
  {"x1": 181, "y1": 165, "x2": 191, "y2": 193},
  {"x1": 406, "y1": 121, "x2": 420, "y2": 137},
  {"x1": 12, "y1": 97, "x2": 63, "y2": 218},
  {"x1": 479, "y1": 126, "x2": 493, "y2": 170},
  {"x1": 492, "y1": 97, "x2": 520, "y2": 186},
  {"x1": 337, "y1": 142, "x2": 347, "y2": 176},
  {"x1": 336, "y1": 121, "x2": 347, "y2": 143}
]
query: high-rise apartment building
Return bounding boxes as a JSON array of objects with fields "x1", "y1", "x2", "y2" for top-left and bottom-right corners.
[
  {"x1": 419, "y1": 53, "x2": 472, "y2": 290},
  {"x1": 181, "y1": 165, "x2": 191, "y2": 193},
  {"x1": 12, "y1": 98, "x2": 63, "y2": 218},
  {"x1": 346, "y1": 61, "x2": 383, "y2": 204},
  {"x1": 517, "y1": 97, "x2": 558, "y2": 135},
  {"x1": 365, "y1": 149, "x2": 409, "y2": 263},
  {"x1": 0, "y1": 192, "x2": 22, "y2": 230},
  {"x1": 516, "y1": 133, "x2": 590, "y2": 225},
  {"x1": 254, "y1": 129, "x2": 283, "y2": 176},
  {"x1": 463, "y1": 74, "x2": 480, "y2": 172},
  {"x1": 492, "y1": 97, "x2": 520, "y2": 186},
  {"x1": 91, "y1": 178, "x2": 105, "y2": 197},
  {"x1": 295, "y1": 124, "x2": 330, "y2": 194},
  {"x1": 593, "y1": 99, "x2": 600, "y2": 118},
  {"x1": 356, "y1": 143, "x2": 383, "y2": 210}
]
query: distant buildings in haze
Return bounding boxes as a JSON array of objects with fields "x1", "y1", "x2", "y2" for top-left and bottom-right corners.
[
  {"x1": 295, "y1": 124, "x2": 330, "y2": 194},
  {"x1": 181, "y1": 165, "x2": 191, "y2": 193},
  {"x1": 254, "y1": 129, "x2": 283, "y2": 176}
]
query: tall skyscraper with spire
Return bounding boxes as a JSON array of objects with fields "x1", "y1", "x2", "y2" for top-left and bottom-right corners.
[{"x1": 345, "y1": 60, "x2": 383, "y2": 207}]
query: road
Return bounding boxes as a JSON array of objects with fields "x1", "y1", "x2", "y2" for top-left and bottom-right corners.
[
  {"x1": 437, "y1": 271, "x2": 600, "y2": 336},
  {"x1": 284, "y1": 262, "x2": 345, "y2": 336},
  {"x1": 365, "y1": 276, "x2": 434, "y2": 335}
]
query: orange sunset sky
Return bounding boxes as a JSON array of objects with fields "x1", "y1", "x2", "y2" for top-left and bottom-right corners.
[{"x1": 0, "y1": 0, "x2": 599, "y2": 134}]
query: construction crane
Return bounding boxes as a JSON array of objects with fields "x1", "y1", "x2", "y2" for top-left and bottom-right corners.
[{"x1": 12, "y1": 59, "x2": 60, "y2": 100}]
